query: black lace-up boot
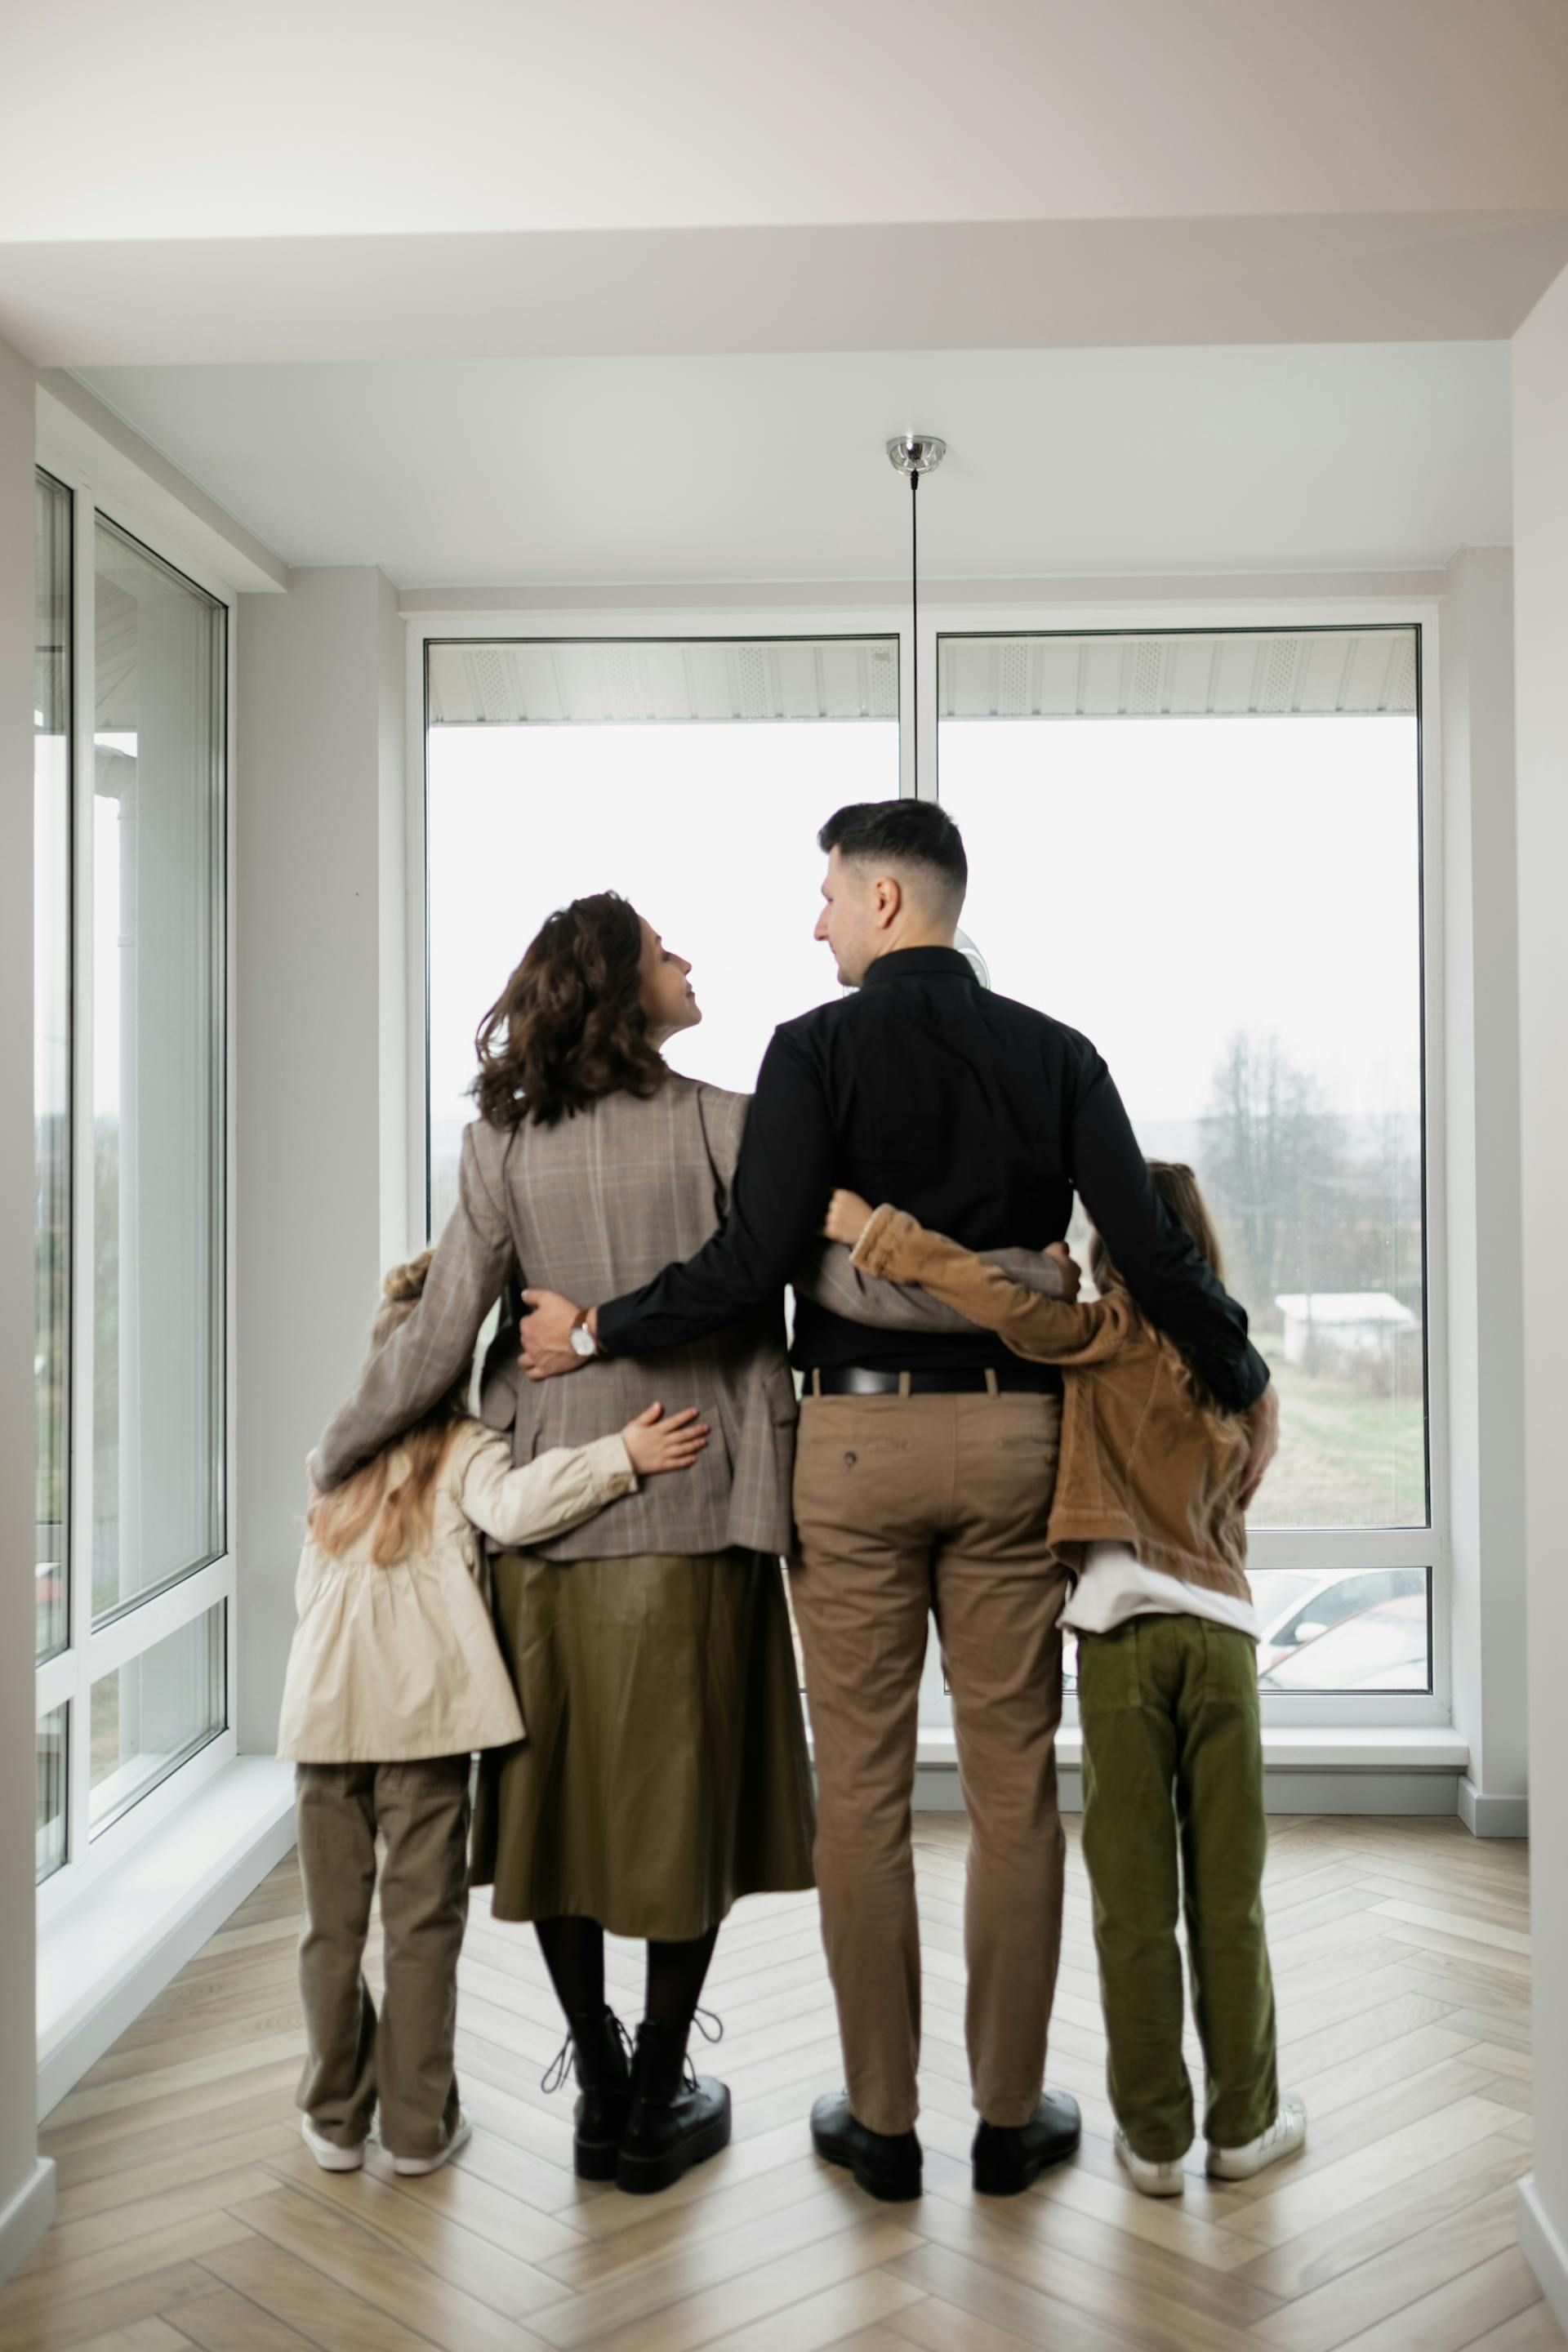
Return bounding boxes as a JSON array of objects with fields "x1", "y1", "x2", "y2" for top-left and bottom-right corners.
[
  {"x1": 614, "y1": 2018, "x2": 732, "y2": 2195},
  {"x1": 542, "y1": 2007, "x2": 633, "y2": 2180}
]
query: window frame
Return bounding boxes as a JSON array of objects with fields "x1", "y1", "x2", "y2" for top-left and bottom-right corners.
[
  {"x1": 404, "y1": 593, "x2": 1449, "y2": 1738},
  {"x1": 33, "y1": 451, "x2": 238, "y2": 1927}
]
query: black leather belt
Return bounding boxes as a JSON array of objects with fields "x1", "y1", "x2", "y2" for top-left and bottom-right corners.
[{"x1": 808, "y1": 1365, "x2": 1061, "y2": 1397}]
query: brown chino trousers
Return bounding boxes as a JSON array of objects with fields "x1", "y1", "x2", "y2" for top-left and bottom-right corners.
[
  {"x1": 295, "y1": 1756, "x2": 470, "y2": 2160},
  {"x1": 790, "y1": 1383, "x2": 1068, "y2": 2137}
]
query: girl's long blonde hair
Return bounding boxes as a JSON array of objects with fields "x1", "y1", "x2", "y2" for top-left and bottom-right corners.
[{"x1": 306, "y1": 1253, "x2": 470, "y2": 1565}]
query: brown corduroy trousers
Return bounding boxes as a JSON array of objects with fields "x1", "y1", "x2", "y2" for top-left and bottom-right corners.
[
  {"x1": 294, "y1": 1756, "x2": 470, "y2": 2160},
  {"x1": 790, "y1": 1386, "x2": 1068, "y2": 2137}
]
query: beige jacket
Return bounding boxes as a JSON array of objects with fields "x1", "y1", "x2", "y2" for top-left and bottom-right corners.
[
  {"x1": 278, "y1": 1419, "x2": 638, "y2": 1762},
  {"x1": 314, "y1": 1080, "x2": 1054, "y2": 1562},
  {"x1": 855, "y1": 1206, "x2": 1253, "y2": 1603}
]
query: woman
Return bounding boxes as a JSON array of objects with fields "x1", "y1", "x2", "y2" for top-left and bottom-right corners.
[{"x1": 462, "y1": 893, "x2": 819, "y2": 2195}]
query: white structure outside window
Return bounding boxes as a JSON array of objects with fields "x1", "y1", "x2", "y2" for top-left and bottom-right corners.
[{"x1": 32, "y1": 466, "x2": 234, "y2": 1909}]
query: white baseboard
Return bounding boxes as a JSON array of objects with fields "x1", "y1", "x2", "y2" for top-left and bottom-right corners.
[
  {"x1": 1257, "y1": 1769, "x2": 1461, "y2": 1815},
  {"x1": 1458, "y1": 1776, "x2": 1530, "y2": 1838},
  {"x1": 1518, "y1": 2175, "x2": 1568, "y2": 2335},
  {"x1": 38, "y1": 1756, "x2": 296, "y2": 2119},
  {"x1": 0, "y1": 2158, "x2": 56, "y2": 2288},
  {"x1": 910, "y1": 1724, "x2": 1471, "y2": 1816}
]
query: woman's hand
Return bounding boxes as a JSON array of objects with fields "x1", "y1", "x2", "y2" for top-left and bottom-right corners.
[
  {"x1": 621, "y1": 1402, "x2": 710, "y2": 1477},
  {"x1": 822, "y1": 1189, "x2": 876, "y2": 1248}
]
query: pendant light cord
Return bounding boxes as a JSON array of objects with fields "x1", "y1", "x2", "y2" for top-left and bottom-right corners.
[{"x1": 911, "y1": 470, "x2": 920, "y2": 793}]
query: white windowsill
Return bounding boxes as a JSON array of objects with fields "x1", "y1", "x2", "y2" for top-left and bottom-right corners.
[
  {"x1": 37, "y1": 1753, "x2": 296, "y2": 2120},
  {"x1": 913, "y1": 1725, "x2": 1471, "y2": 1771}
]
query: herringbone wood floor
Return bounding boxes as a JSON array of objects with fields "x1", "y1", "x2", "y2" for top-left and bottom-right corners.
[{"x1": 9, "y1": 1815, "x2": 1560, "y2": 2352}]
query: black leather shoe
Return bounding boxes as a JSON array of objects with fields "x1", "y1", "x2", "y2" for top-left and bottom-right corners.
[
  {"x1": 972, "y1": 2090, "x2": 1082, "y2": 2196},
  {"x1": 810, "y1": 2092, "x2": 923, "y2": 2203},
  {"x1": 542, "y1": 2007, "x2": 634, "y2": 2180},
  {"x1": 615, "y1": 2021, "x2": 732, "y2": 2196}
]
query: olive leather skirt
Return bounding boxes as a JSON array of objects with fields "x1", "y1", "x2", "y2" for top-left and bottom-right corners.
[{"x1": 471, "y1": 1547, "x2": 817, "y2": 1940}]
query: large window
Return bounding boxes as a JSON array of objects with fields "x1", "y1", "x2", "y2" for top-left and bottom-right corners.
[
  {"x1": 421, "y1": 617, "x2": 1438, "y2": 1717},
  {"x1": 33, "y1": 474, "x2": 230, "y2": 1895},
  {"x1": 425, "y1": 635, "x2": 898, "y2": 1227},
  {"x1": 92, "y1": 521, "x2": 225, "y2": 1620},
  {"x1": 938, "y1": 626, "x2": 1431, "y2": 1695},
  {"x1": 34, "y1": 474, "x2": 72, "y2": 1673}
]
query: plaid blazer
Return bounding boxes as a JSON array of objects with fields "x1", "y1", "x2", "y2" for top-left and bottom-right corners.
[{"x1": 312, "y1": 1076, "x2": 1028, "y2": 1561}]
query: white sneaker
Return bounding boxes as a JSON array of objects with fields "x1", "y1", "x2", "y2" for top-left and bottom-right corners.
[
  {"x1": 1206, "y1": 2095, "x2": 1307, "y2": 2180},
  {"x1": 1115, "y1": 2130, "x2": 1187, "y2": 2197},
  {"x1": 390, "y1": 2111, "x2": 474, "y2": 2176},
  {"x1": 301, "y1": 2114, "x2": 365, "y2": 2171}
]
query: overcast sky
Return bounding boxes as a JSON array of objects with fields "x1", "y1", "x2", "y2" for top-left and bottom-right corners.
[{"x1": 429, "y1": 711, "x2": 1421, "y2": 1147}]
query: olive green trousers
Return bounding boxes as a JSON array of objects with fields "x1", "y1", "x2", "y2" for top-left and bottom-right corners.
[{"x1": 1077, "y1": 1614, "x2": 1279, "y2": 2162}]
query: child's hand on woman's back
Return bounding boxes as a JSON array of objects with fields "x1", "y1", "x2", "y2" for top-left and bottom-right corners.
[{"x1": 621, "y1": 1403, "x2": 710, "y2": 1477}]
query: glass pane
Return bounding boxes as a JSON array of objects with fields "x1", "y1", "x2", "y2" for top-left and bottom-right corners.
[
  {"x1": 425, "y1": 637, "x2": 898, "y2": 1231},
  {"x1": 35, "y1": 474, "x2": 71, "y2": 1663},
  {"x1": 90, "y1": 1602, "x2": 225, "y2": 1834},
  {"x1": 938, "y1": 631, "x2": 1427, "y2": 1536},
  {"x1": 36, "y1": 1705, "x2": 68, "y2": 1883},
  {"x1": 93, "y1": 522, "x2": 225, "y2": 1622},
  {"x1": 1254, "y1": 1565, "x2": 1430, "y2": 1691}
]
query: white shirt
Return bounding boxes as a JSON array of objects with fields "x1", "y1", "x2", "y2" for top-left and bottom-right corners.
[{"x1": 1062, "y1": 1540, "x2": 1260, "y2": 1642}]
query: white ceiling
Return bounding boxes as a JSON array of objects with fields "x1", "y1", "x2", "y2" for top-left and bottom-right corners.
[
  {"x1": 7, "y1": 0, "x2": 1568, "y2": 240},
  {"x1": 4, "y1": 3, "x2": 1566, "y2": 367},
  {"x1": 13, "y1": 215, "x2": 1568, "y2": 371},
  {"x1": 74, "y1": 342, "x2": 1511, "y2": 589}
]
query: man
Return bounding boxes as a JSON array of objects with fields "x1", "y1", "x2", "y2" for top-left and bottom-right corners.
[{"x1": 523, "y1": 800, "x2": 1277, "y2": 2203}]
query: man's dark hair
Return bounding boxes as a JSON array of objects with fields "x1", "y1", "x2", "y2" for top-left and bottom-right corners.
[{"x1": 817, "y1": 800, "x2": 968, "y2": 903}]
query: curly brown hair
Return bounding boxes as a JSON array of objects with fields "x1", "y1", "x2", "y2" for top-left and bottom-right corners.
[{"x1": 471, "y1": 890, "x2": 667, "y2": 1128}]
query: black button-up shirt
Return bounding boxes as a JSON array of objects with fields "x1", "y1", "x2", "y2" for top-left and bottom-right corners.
[{"x1": 597, "y1": 947, "x2": 1269, "y2": 1411}]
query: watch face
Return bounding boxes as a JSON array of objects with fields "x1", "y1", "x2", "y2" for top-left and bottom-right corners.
[{"x1": 570, "y1": 1324, "x2": 595, "y2": 1357}]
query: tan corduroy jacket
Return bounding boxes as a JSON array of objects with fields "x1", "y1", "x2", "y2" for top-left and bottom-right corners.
[
  {"x1": 854, "y1": 1206, "x2": 1253, "y2": 1602},
  {"x1": 278, "y1": 1419, "x2": 638, "y2": 1762}
]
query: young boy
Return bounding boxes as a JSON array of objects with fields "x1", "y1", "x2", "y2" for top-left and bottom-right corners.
[{"x1": 825, "y1": 1166, "x2": 1305, "y2": 2196}]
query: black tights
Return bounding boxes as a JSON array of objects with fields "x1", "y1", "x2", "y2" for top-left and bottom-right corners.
[{"x1": 534, "y1": 1915, "x2": 719, "y2": 2037}]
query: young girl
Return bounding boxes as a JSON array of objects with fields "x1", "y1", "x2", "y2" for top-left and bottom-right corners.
[
  {"x1": 824, "y1": 1166, "x2": 1305, "y2": 2198},
  {"x1": 278, "y1": 1251, "x2": 709, "y2": 2177}
]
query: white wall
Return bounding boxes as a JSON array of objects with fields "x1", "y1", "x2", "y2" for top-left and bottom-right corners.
[
  {"x1": 234, "y1": 568, "x2": 406, "y2": 1752},
  {"x1": 1441, "y1": 547, "x2": 1530, "y2": 1831},
  {"x1": 0, "y1": 334, "x2": 56, "y2": 2278},
  {"x1": 1512, "y1": 261, "x2": 1568, "y2": 2328}
]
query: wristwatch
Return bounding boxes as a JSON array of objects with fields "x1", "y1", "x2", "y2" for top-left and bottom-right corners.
[{"x1": 568, "y1": 1313, "x2": 600, "y2": 1361}]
